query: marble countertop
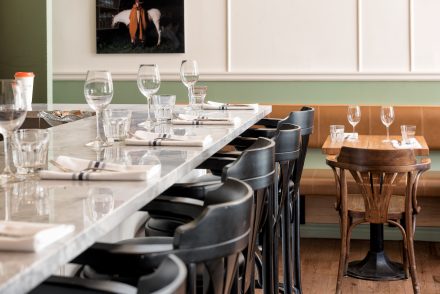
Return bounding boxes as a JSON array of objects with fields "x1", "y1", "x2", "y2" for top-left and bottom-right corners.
[{"x1": 0, "y1": 105, "x2": 271, "y2": 293}]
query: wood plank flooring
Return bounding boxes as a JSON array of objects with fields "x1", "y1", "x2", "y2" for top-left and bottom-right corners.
[{"x1": 270, "y1": 238, "x2": 440, "y2": 293}]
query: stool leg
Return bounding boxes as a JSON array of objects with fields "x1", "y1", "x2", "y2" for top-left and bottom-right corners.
[
  {"x1": 281, "y1": 189, "x2": 293, "y2": 294},
  {"x1": 263, "y1": 186, "x2": 276, "y2": 294},
  {"x1": 292, "y1": 190, "x2": 302, "y2": 294}
]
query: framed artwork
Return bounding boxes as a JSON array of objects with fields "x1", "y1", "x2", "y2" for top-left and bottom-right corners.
[{"x1": 96, "y1": 0, "x2": 185, "y2": 53}]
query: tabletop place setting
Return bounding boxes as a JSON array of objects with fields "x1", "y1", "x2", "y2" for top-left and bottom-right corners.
[{"x1": 327, "y1": 105, "x2": 423, "y2": 151}]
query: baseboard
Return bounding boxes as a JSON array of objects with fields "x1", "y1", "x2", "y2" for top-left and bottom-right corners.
[{"x1": 301, "y1": 223, "x2": 440, "y2": 242}]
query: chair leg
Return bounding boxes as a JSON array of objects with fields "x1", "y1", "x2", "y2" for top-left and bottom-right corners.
[
  {"x1": 406, "y1": 216, "x2": 420, "y2": 294},
  {"x1": 336, "y1": 217, "x2": 348, "y2": 294}
]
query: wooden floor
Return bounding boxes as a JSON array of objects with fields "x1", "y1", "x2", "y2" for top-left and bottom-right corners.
[{"x1": 275, "y1": 238, "x2": 440, "y2": 293}]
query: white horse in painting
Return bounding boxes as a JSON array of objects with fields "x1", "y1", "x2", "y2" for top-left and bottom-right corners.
[{"x1": 112, "y1": 8, "x2": 161, "y2": 46}]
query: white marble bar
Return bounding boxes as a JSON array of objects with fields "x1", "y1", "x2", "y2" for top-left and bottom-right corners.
[{"x1": 0, "y1": 105, "x2": 271, "y2": 294}]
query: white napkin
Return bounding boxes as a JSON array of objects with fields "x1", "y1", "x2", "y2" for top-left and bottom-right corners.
[
  {"x1": 202, "y1": 101, "x2": 258, "y2": 110},
  {"x1": 0, "y1": 221, "x2": 74, "y2": 252},
  {"x1": 171, "y1": 114, "x2": 236, "y2": 125},
  {"x1": 391, "y1": 138, "x2": 422, "y2": 149},
  {"x1": 125, "y1": 130, "x2": 213, "y2": 147},
  {"x1": 40, "y1": 155, "x2": 161, "y2": 181}
]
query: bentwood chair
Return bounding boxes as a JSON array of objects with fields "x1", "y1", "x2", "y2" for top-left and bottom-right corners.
[
  {"x1": 326, "y1": 147, "x2": 430, "y2": 294},
  {"x1": 240, "y1": 106, "x2": 315, "y2": 294},
  {"x1": 29, "y1": 254, "x2": 187, "y2": 294},
  {"x1": 74, "y1": 178, "x2": 254, "y2": 294}
]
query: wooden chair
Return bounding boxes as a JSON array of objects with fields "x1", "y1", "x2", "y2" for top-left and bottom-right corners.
[{"x1": 326, "y1": 147, "x2": 430, "y2": 294}]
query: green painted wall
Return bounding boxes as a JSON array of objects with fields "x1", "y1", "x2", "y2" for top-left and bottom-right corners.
[
  {"x1": 54, "y1": 80, "x2": 440, "y2": 105},
  {"x1": 0, "y1": 0, "x2": 47, "y2": 102}
]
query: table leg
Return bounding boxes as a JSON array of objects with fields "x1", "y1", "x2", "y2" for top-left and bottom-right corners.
[{"x1": 347, "y1": 224, "x2": 406, "y2": 281}]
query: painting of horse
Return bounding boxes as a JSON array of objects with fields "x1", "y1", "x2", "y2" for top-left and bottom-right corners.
[{"x1": 96, "y1": 0, "x2": 184, "y2": 53}]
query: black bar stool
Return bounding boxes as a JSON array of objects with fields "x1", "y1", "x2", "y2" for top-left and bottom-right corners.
[
  {"x1": 29, "y1": 254, "x2": 187, "y2": 294},
  {"x1": 240, "y1": 106, "x2": 315, "y2": 294},
  {"x1": 142, "y1": 137, "x2": 276, "y2": 294},
  {"x1": 72, "y1": 178, "x2": 254, "y2": 294}
]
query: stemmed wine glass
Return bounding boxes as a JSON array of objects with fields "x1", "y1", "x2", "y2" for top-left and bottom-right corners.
[
  {"x1": 0, "y1": 80, "x2": 27, "y2": 183},
  {"x1": 180, "y1": 60, "x2": 199, "y2": 110},
  {"x1": 347, "y1": 105, "x2": 361, "y2": 140},
  {"x1": 381, "y1": 106, "x2": 395, "y2": 142},
  {"x1": 137, "y1": 64, "x2": 160, "y2": 127},
  {"x1": 84, "y1": 70, "x2": 113, "y2": 149}
]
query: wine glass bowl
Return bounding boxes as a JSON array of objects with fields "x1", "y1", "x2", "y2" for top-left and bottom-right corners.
[
  {"x1": 381, "y1": 106, "x2": 395, "y2": 142},
  {"x1": 137, "y1": 64, "x2": 161, "y2": 127},
  {"x1": 347, "y1": 105, "x2": 361, "y2": 141},
  {"x1": 84, "y1": 70, "x2": 113, "y2": 149},
  {"x1": 0, "y1": 79, "x2": 27, "y2": 183},
  {"x1": 180, "y1": 60, "x2": 199, "y2": 110}
]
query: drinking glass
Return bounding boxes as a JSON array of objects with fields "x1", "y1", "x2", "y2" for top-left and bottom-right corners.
[
  {"x1": 347, "y1": 105, "x2": 361, "y2": 140},
  {"x1": 137, "y1": 64, "x2": 160, "y2": 127},
  {"x1": 0, "y1": 80, "x2": 27, "y2": 183},
  {"x1": 180, "y1": 60, "x2": 199, "y2": 110},
  {"x1": 84, "y1": 70, "x2": 113, "y2": 149},
  {"x1": 381, "y1": 106, "x2": 394, "y2": 142}
]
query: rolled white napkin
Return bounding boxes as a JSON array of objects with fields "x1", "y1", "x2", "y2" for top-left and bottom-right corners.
[
  {"x1": 202, "y1": 101, "x2": 258, "y2": 110},
  {"x1": 125, "y1": 130, "x2": 213, "y2": 147},
  {"x1": 0, "y1": 221, "x2": 74, "y2": 252},
  {"x1": 391, "y1": 138, "x2": 422, "y2": 149},
  {"x1": 40, "y1": 155, "x2": 161, "y2": 181},
  {"x1": 171, "y1": 114, "x2": 236, "y2": 125}
]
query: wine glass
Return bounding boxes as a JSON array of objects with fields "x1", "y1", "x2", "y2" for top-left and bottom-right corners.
[
  {"x1": 180, "y1": 60, "x2": 199, "y2": 110},
  {"x1": 381, "y1": 106, "x2": 395, "y2": 142},
  {"x1": 347, "y1": 105, "x2": 361, "y2": 140},
  {"x1": 84, "y1": 70, "x2": 113, "y2": 149},
  {"x1": 0, "y1": 80, "x2": 27, "y2": 183},
  {"x1": 137, "y1": 64, "x2": 161, "y2": 127}
]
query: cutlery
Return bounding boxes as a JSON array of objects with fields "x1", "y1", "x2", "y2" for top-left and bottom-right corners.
[{"x1": 49, "y1": 160, "x2": 119, "y2": 172}]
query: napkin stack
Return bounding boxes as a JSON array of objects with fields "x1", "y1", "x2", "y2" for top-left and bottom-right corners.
[
  {"x1": 391, "y1": 138, "x2": 423, "y2": 149},
  {"x1": 202, "y1": 101, "x2": 258, "y2": 110},
  {"x1": 171, "y1": 114, "x2": 236, "y2": 125},
  {"x1": 125, "y1": 130, "x2": 213, "y2": 147},
  {"x1": 0, "y1": 221, "x2": 74, "y2": 252},
  {"x1": 40, "y1": 155, "x2": 161, "y2": 181}
]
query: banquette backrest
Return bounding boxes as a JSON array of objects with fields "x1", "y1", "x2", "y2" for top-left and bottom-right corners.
[{"x1": 267, "y1": 104, "x2": 440, "y2": 150}]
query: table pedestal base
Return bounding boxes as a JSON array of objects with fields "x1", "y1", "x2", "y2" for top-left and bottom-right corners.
[{"x1": 347, "y1": 250, "x2": 406, "y2": 281}]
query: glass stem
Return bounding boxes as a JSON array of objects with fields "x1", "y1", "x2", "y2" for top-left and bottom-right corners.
[
  {"x1": 353, "y1": 125, "x2": 355, "y2": 134},
  {"x1": 95, "y1": 109, "x2": 103, "y2": 141},
  {"x1": 188, "y1": 86, "x2": 193, "y2": 106},
  {"x1": 146, "y1": 96, "x2": 151, "y2": 121},
  {"x1": 2, "y1": 132, "x2": 13, "y2": 175},
  {"x1": 386, "y1": 126, "x2": 390, "y2": 141}
]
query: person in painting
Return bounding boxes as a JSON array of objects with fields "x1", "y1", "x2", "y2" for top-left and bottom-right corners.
[{"x1": 129, "y1": 0, "x2": 147, "y2": 47}]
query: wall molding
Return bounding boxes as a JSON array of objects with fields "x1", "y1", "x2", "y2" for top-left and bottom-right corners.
[{"x1": 54, "y1": 72, "x2": 440, "y2": 81}]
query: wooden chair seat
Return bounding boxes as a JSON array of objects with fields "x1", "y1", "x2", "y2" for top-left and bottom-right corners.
[{"x1": 347, "y1": 194, "x2": 405, "y2": 220}]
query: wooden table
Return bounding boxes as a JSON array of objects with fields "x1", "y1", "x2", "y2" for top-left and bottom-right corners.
[
  {"x1": 322, "y1": 135, "x2": 429, "y2": 156},
  {"x1": 322, "y1": 134, "x2": 429, "y2": 281},
  {"x1": 0, "y1": 105, "x2": 272, "y2": 294}
]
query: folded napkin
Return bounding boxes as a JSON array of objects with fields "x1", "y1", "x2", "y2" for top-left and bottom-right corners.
[
  {"x1": 0, "y1": 221, "x2": 74, "y2": 252},
  {"x1": 391, "y1": 138, "x2": 422, "y2": 149},
  {"x1": 171, "y1": 114, "x2": 236, "y2": 125},
  {"x1": 40, "y1": 155, "x2": 161, "y2": 181},
  {"x1": 125, "y1": 130, "x2": 213, "y2": 147},
  {"x1": 202, "y1": 101, "x2": 258, "y2": 110}
]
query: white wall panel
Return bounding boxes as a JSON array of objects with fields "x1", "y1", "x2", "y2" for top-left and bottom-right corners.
[
  {"x1": 230, "y1": 0, "x2": 357, "y2": 72},
  {"x1": 413, "y1": 0, "x2": 440, "y2": 72},
  {"x1": 360, "y1": 0, "x2": 409, "y2": 72},
  {"x1": 52, "y1": 0, "x2": 440, "y2": 80}
]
